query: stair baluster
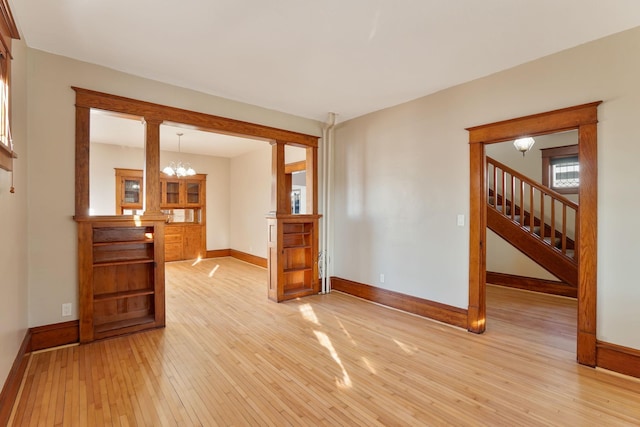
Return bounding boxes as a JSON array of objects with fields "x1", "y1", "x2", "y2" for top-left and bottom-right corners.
[{"x1": 487, "y1": 156, "x2": 578, "y2": 260}]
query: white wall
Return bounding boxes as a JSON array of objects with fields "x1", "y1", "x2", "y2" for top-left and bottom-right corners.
[
  {"x1": 90, "y1": 143, "x2": 144, "y2": 215},
  {"x1": 0, "y1": 39, "x2": 28, "y2": 388},
  {"x1": 25, "y1": 48, "x2": 321, "y2": 327},
  {"x1": 333, "y1": 26, "x2": 640, "y2": 350},
  {"x1": 229, "y1": 145, "x2": 271, "y2": 257},
  {"x1": 90, "y1": 143, "x2": 231, "y2": 250}
]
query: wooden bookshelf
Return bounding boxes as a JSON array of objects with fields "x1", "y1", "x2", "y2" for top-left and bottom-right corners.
[
  {"x1": 77, "y1": 218, "x2": 166, "y2": 342},
  {"x1": 266, "y1": 215, "x2": 320, "y2": 302}
]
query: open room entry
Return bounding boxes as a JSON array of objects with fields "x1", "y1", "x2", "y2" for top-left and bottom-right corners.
[
  {"x1": 73, "y1": 88, "x2": 320, "y2": 342},
  {"x1": 466, "y1": 102, "x2": 600, "y2": 366}
]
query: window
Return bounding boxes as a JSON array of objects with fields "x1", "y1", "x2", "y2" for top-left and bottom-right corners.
[
  {"x1": 0, "y1": 3, "x2": 19, "y2": 172},
  {"x1": 0, "y1": 47, "x2": 13, "y2": 171},
  {"x1": 541, "y1": 144, "x2": 579, "y2": 194}
]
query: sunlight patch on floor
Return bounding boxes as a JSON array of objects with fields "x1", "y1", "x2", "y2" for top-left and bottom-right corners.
[
  {"x1": 335, "y1": 318, "x2": 357, "y2": 346},
  {"x1": 314, "y1": 330, "x2": 352, "y2": 389},
  {"x1": 208, "y1": 264, "x2": 220, "y2": 278},
  {"x1": 361, "y1": 357, "x2": 377, "y2": 374},
  {"x1": 393, "y1": 339, "x2": 418, "y2": 355},
  {"x1": 299, "y1": 303, "x2": 320, "y2": 325}
]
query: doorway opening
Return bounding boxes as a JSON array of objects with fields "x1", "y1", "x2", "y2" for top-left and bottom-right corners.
[{"x1": 466, "y1": 102, "x2": 601, "y2": 366}]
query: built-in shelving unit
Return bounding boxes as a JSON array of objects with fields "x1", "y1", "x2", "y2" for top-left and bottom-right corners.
[
  {"x1": 267, "y1": 215, "x2": 319, "y2": 302},
  {"x1": 78, "y1": 218, "x2": 166, "y2": 342}
]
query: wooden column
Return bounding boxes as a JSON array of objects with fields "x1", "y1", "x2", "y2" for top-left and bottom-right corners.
[
  {"x1": 468, "y1": 141, "x2": 486, "y2": 333},
  {"x1": 306, "y1": 146, "x2": 318, "y2": 215},
  {"x1": 75, "y1": 106, "x2": 90, "y2": 218},
  {"x1": 143, "y1": 119, "x2": 162, "y2": 216},
  {"x1": 577, "y1": 122, "x2": 598, "y2": 366},
  {"x1": 271, "y1": 141, "x2": 287, "y2": 214}
]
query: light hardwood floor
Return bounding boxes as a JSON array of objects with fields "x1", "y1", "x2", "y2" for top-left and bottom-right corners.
[{"x1": 9, "y1": 258, "x2": 640, "y2": 426}]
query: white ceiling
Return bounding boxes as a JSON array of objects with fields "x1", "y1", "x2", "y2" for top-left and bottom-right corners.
[{"x1": 10, "y1": 1, "x2": 640, "y2": 128}]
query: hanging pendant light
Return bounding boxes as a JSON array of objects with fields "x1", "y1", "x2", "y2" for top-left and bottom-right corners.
[
  {"x1": 163, "y1": 132, "x2": 196, "y2": 177},
  {"x1": 513, "y1": 137, "x2": 535, "y2": 157}
]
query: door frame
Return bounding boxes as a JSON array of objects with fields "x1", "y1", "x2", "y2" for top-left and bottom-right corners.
[{"x1": 466, "y1": 101, "x2": 601, "y2": 366}]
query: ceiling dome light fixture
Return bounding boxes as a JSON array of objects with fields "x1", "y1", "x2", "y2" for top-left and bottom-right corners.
[
  {"x1": 513, "y1": 136, "x2": 535, "y2": 156},
  {"x1": 163, "y1": 132, "x2": 196, "y2": 177}
]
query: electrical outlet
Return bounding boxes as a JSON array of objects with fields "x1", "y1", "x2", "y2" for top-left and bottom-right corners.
[
  {"x1": 380, "y1": 273, "x2": 385, "y2": 283},
  {"x1": 62, "y1": 303, "x2": 72, "y2": 317}
]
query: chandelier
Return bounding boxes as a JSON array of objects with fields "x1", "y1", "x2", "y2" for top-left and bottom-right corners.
[{"x1": 162, "y1": 132, "x2": 196, "y2": 177}]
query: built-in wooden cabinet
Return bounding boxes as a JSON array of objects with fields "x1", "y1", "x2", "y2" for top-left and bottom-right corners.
[
  {"x1": 115, "y1": 168, "x2": 144, "y2": 214},
  {"x1": 267, "y1": 215, "x2": 320, "y2": 302},
  {"x1": 78, "y1": 218, "x2": 166, "y2": 343},
  {"x1": 115, "y1": 168, "x2": 207, "y2": 261},
  {"x1": 165, "y1": 224, "x2": 204, "y2": 261}
]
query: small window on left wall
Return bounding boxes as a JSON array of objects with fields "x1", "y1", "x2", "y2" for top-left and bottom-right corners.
[
  {"x1": 0, "y1": 49, "x2": 15, "y2": 173},
  {"x1": 0, "y1": 2, "x2": 20, "y2": 177}
]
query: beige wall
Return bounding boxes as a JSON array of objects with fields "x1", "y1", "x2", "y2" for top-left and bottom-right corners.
[
  {"x1": 333, "y1": 26, "x2": 640, "y2": 350},
  {"x1": 229, "y1": 145, "x2": 271, "y2": 257},
  {"x1": 0, "y1": 39, "x2": 28, "y2": 387},
  {"x1": 24, "y1": 48, "x2": 321, "y2": 327}
]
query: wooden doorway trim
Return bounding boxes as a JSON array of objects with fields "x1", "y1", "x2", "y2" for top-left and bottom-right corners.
[{"x1": 466, "y1": 101, "x2": 601, "y2": 366}]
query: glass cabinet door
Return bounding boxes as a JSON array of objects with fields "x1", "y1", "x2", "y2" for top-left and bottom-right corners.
[
  {"x1": 120, "y1": 177, "x2": 143, "y2": 209},
  {"x1": 164, "y1": 180, "x2": 181, "y2": 205},
  {"x1": 186, "y1": 181, "x2": 200, "y2": 205},
  {"x1": 123, "y1": 178, "x2": 141, "y2": 204}
]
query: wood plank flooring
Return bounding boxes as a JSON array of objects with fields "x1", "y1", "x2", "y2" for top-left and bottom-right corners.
[{"x1": 9, "y1": 258, "x2": 640, "y2": 426}]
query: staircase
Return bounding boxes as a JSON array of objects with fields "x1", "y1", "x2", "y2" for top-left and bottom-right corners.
[{"x1": 486, "y1": 157, "x2": 578, "y2": 288}]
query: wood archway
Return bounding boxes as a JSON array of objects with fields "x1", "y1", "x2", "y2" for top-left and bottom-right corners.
[
  {"x1": 466, "y1": 101, "x2": 601, "y2": 366},
  {"x1": 73, "y1": 87, "x2": 320, "y2": 342}
]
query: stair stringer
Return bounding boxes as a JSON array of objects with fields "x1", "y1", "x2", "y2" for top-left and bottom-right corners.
[{"x1": 487, "y1": 207, "x2": 578, "y2": 287}]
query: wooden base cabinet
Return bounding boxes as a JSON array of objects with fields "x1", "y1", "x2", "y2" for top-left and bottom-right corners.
[
  {"x1": 165, "y1": 224, "x2": 205, "y2": 261},
  {"x1": 267, "y1": 215, "x2": 320, "y2": 302},
  {"x1": 77, "y1": 217, "x2": 166, "y2": 343}
]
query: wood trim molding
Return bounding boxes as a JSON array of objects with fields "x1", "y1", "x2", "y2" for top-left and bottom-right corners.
[
  {"x1": 72, "y1": 87, "x2": 318, "y2": 147},
  {"x1": 229, "y1": 249, "x2": 268, "y2": 268},
  {"x1": 205, "y1": 249, "x2": 267, "y2": 268},
  {"x1": 0, "y1": 330, "x2": 31, "y2": 426},
  {"x1": 0, "y1": 0, "x2": 19, "y2": 40},
  {"x1": 331, "y1": 277, "x2": 468, "y2": 329},
  {"x1": 30, "y1": 320, "x2": 80, "y2": 352},
  {"x1": 285, "y1": 160, "x2": 306, "y2": 174},
  {"x1": 466, "y1": 102, "x2": 601, "y2": 144},
  {"x1": 596, "y1": 341, "x2": 640, "y2": 379},
  {"x1": 486, "y1": 271, "x2": 576, "y2": 298},
  {"x1": 206, "y1": 249, "x2": 231, "y2": 258}
]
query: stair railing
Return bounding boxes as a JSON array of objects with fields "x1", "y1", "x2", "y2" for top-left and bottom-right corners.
[{"x1": 487, "y1": 156, "x2": 579, "y2": 260}]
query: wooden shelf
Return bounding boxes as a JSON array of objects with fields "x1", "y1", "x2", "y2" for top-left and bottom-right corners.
[
  {"x1": 284, "y1": 267, "x2": 313, "y2": 273},
  {"x1": 94, "y1": 288, "x2": 155, "y2": 302},
  {"x1": 94, "y1": 315, "x2": 155, "y2": 334},
  {"x1": 93, "y1": 239, "x2": 153, "y2": 247},
  {"x1": 93, "y1": 258, "x2": 154, "y2": 268},
  {"x1": 283, "y1": 287, "x2": 314, "y2": 296},
  {"x1": 284, "y1": 244, "x2": 311, "y2": 249}
]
